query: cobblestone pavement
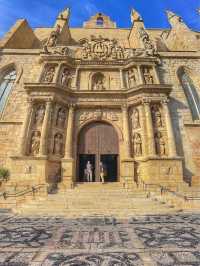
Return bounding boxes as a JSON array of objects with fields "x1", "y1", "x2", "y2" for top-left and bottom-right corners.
[{"x1": 0, "y1": 213, "x2": 200, "y2": 265}]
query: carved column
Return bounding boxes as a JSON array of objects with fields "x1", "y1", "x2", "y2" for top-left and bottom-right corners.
[
  {"x1": 74, "y1": 67, "x2": 80, "y2": 88},
  {"x1": 138, "y1": 105, "x2": 148, "y2": 156},
  {"x1": 162, "y1": 99, "x2": 177, "y2": 157},
  {"x1": 143, "y1": 99, "x2": 156, "y2": 156},
  {"x1": 120, "y1": 69, "x2": 125, "y2": 89},
  {"x1": 39, "y1": 100, "x2": 53, "y2": 156},
  {"x1": 122, "y1": 104, "x2": 131, "y2": 158},
  {"x1": 19, "y1": 100, "x2": 34, "y2": 156},
  {"x1": 64, "y1": 104, "x2": 75, "y2": 159},
  {"x1": 137, "y1": 65, "x2": 144, "y2": 85}
]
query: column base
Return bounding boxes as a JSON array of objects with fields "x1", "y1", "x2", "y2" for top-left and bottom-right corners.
[
  {"x1": 121, "y1": 158, "x2": 135, "y2": 189},
  {"x1": 61, "y1": 158, "x2": 75, "y2": 189},
  {"x1": 137, "y1": 156, "x2": 184, "y2": 189}
]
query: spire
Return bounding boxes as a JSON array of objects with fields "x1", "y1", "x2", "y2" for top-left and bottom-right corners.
[
  {"x1": 166, "y1": 10, "x2": 188, "y2": 29},
  {"x1": 131, "y1": 9, "x2": 143, "y2": 24}
]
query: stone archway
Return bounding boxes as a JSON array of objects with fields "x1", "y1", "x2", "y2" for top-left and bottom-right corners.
[{"x1": 77, "y1": 121, "x2": 119, "y2": 182}]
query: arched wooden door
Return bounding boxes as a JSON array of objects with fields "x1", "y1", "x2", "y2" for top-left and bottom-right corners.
[{"x1": 77, "y1": 122, "x2": 119, "y2": 182}]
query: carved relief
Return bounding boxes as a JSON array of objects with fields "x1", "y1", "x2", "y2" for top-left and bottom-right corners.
[
  {"x1": 139, "y1": 27, "x2": 156, "y2": 56},
  {"x1": 131, "y1": 108, "x2": 140, "y2": 129},
  {"x1": 30, "y1": 131, "x2": 41, "y2": 156},
  {"x1": 142, "y1": 67, "x2": 154, "y2": 84},
  {"x1": 61, "y1": 67, "x2": 73, "y2": 88},
  {"x1": 79, "y1": 109, "x2": 119, "y2": 123},
  {"x1": 127, "y1": 68, "x2": 138, "y2": 88},
  {"x1": 53, "y1": 133, "x2": 63, "y2": 156},
  {"x1": 151, "y1": 105, "x2": 163, "y2": 128},
  {"x1": 43, "y1": 66, "x2": 56, "y2": 83},
  {"x1": 155, "y1": 131, "x2": 166, "y2": 156},
  {"x1": 133, "y1": 133, "x2": 142, "y2": 156},
  {"x1": 92, "y1": 73, "x2": 106, "y2": 90},
  {"x1": 56, "y1": 108, "x2": 66, "y2": 128},
  {"x1": 45, "y1": 25, "x2": 61, "y2": 48},
  {"x1": 34, "y1": 104, "x2": 45, "y2": 126}
]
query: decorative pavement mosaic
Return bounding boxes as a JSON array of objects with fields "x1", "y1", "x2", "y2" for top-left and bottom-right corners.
[{"x1": 0, "y1": 213, "x2": 200, "y2": 265}]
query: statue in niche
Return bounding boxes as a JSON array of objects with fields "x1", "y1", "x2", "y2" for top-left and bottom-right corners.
[
  {"x1": 46, "y1": 24, "x2": 61, "y2": 47},
  {"x1": 152, "y1": 105, "x2": 162, "y2": 128},
  {"x1": 155, "y1": 131, "x2": 166, "y2": 156},
  {"x1": 53, "y1": 133, "x2": 63, "y2": 156},
  {"x1": 92, "y1": 73, "x2": 105, "y2": 90},
  {"x1": 56, "y1": 108, "x2": 66, "y2": 128},
  {"x1": 128, "y1": 68, "x2": 137, "y2": 88},
  {"x1": 131, "y1": 108, "x2": 140, "y2": 129},
  {"x1": 30, "y1": 131, "x2": 40, "y2": 156},
  {"x1": 34, "y1": 105, "x2": 45, "y2": 126},
  {"x1": 44, "y1": 67, "x2": 55, "y2": 83},
  {"x1": 143, "y1": 67, "x2": 154, "y2": 84},
  {"x1": 61, "y1": 68, "x2": 72, "y2": 88},
  {"x1": 133, "y1": 133, "x2": 142, "y2": 156}
]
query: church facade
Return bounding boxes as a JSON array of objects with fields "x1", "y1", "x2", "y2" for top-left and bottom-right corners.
[{"x1": 0, "y1": 8, "x2": 200, "y2": 190}]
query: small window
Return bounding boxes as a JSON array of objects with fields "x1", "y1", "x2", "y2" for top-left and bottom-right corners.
[
  {"x1": 0, "y1": 69, "x2": 16, "y2": 112},
  {"x1": 96, "y1": 17, "x2": 104, "y2": 26}
]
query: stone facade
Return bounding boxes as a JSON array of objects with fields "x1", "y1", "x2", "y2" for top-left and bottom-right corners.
[{"x1": 0, "y1": 8, "x2": 200, "y2": 189}]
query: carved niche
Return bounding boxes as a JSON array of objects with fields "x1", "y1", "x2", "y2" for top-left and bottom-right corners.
[
  {"x1": 127, "y1": 67, "x2": 138, "y2": 88},
  {"x1": 142, "y1": 66, "x2": 154, "y2": 84},
  {"x1": 92, "y1": 72, "x2": 106, "y2": 90},
  {"x1": 29, "y1": 131, "x2": 41, "y2": 156},
  {"x1": 53, "y1": 133, "x2": 64, "y2": 156},
  {"x1": 56, "y1": 107, "x2": 67, "y2": 128},
  {"x1": 60, "y1": 67, "x2": 73, "y2": 88},
  {"x1": 133, "y1": 133, "x2": 142, "y2": 157},
  {"x1": 43, "y1": 66, "x2": 56, "y2": 83},
  {"x1": 155, "y1": 131, "x2": 166, "y2": 156},
  {"x1": 130, "y1": 108, "x2": 140, "y2": 130},
  {"x1": 151, "y1": 104, "x2": 163, "y2": 128},
  {"x1": 34, "y1": 104, "x2": 45, "y2": 126}
]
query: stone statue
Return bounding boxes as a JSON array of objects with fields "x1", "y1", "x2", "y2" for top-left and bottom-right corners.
[
  {"x1": 139, "y1": 27, "x2": 156, "y2": 56},
  {"x1": 155, "y1": 132, "x2": 166, "y2": 156},
  {"x1": 61, "y1": 68, "x2": 72, "y2": 88},
  {"x1": 46, "y1": 25, "x2": 61, "y2": 47},
  {"x1": 30, "y1": 131, "x2": 40, "y2": 156},
  {"x1": 128, "y1": 68, "x2": 137, "y2": 88},
  {"x1": 44, "y1": 67, "x2": 55, "y2": 83},
  {"x1": 152, "y1": 105, "x2": 162, "y2": 127},
  {"x1": 131, "y1": 108, "x2": 140, "y2": 129},
  {"x1": 34, "y1": 105, "x2": 45, "y2": 126},
  {"x1": 143, "y1": 67, "x2": 154, "y2": 84},
  {"x1": 53, "y1": 133, "x2": 63, "y2": 156},
  {"x1": 133, "y1": 133, "x2": 142, "y2": 156},
  {"x1": 92, "y1": 73, "x2": 105, "y2": 90},
  {"x1": 56, "y1": 108, "x2": 66, "y2": 128}
]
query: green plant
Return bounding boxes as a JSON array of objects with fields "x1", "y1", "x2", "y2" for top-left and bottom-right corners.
[{"x1": 0, "y1": 168, "x2": 10, "y2": 181}]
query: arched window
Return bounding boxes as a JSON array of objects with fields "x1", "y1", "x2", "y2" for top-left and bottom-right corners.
[
  {"x1": 96, "y1": 16, "x2": 104, "y2": 26},
  {"x1": 0, "y1": 69, "x2": 16, "y2": 112},
  {"x1": 178, "y1": 68, "x2": 200, "y2": 120}
]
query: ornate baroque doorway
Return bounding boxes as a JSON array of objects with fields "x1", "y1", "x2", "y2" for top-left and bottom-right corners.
[{"x1": 77, "y1": 121, "x2": 119, "y2": 182}]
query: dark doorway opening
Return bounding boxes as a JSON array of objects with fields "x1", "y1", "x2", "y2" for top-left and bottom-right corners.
[
  {"x1": 101, "y1": 155, "x2": 118, "y2": 182},
  {"x1": 79, "y1": 154, "x2": 95, "y2": 182}
]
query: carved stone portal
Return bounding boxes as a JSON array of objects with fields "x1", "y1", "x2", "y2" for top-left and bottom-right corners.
[{"x1": 30, "y1": 131, "x2": 41, "y2": 156}]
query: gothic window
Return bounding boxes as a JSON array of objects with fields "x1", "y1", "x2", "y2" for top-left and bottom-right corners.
[
  {"x1": 178, "y1": 68, "x2": 200, "y2": 120},
  {"x1": 96, "y1": 16, "x2": 104, "y2": 26},
  {"x1": 0, "y1": 69, "x2": 16, "y2": 112}
]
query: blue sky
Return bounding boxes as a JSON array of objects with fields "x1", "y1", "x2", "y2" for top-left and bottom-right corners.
[{"x1": 1, "y1": 0, "x2": 200, "y2": 37}]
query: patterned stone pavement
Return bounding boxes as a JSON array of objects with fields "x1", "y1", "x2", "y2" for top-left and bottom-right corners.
[{"x1": 0, "y1": 213, "x2": 200, "y2": 265}]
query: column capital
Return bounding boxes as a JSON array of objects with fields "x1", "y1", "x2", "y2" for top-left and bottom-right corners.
[
  {"x1": 161, "y1": 98, "x2": 170, "y2": 105},
  {"x1": 68, "y1": 103, "x2": 76, "y2": 110},
  {"x1": 121, "y1": 104, "x2": 128, "y2": 111},
  {"x1": 142, "y1": 98, "x2": 151, "y2": 105}
]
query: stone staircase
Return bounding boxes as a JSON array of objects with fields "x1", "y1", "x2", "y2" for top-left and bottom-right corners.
[{"x1": 12, "y1": 182, "x2": 181, "y2": 218}]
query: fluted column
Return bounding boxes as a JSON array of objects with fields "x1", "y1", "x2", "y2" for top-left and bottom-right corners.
[
  {"x1": 143, "y1": 99, "x2": 156, "y2": 156},
  {"x1": 162, "y1": 99, "x2": 177, "y2": 157},
  {"x1": 138, "y1": 104, "x2": 148, "y2": 156},
  {"x1": 19, "y1": 99, "x2": 34, "y2": 156},
  {"x1": 122, "y1": 104, "x2": 131, "y2": 158},
  {"x1": 137, "y1": 65, "x2": 144, "y2": 85},
  {"x1": 64, "y1": 104, "x2": 75, "y2": 159},
  {"x1": 39, "y1": 100, "x2": 52, "y2": 156}
]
